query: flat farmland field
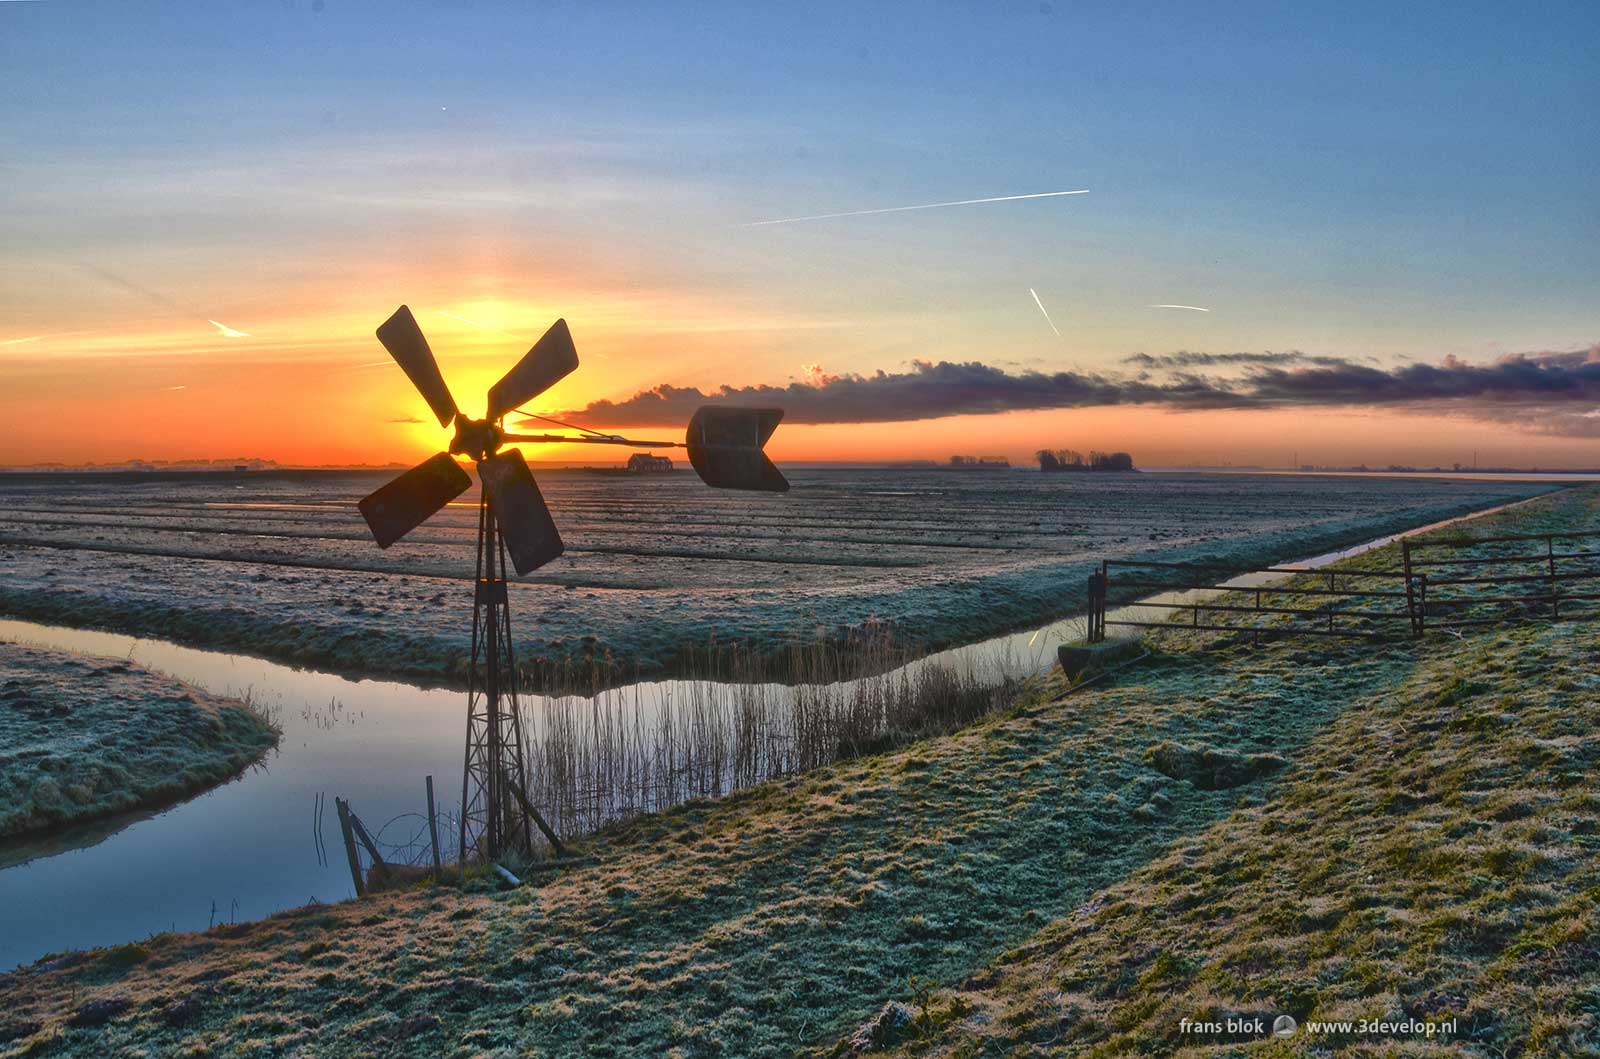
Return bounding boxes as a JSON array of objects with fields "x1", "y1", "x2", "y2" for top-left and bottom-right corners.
[{"x1": 0, "y1": 468, "x2": 1560, "y2": 684}]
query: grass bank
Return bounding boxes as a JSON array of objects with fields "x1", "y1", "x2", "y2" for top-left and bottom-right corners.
[
  {"x1": 0, "y1": 488, "x2": 1595, "y2": 1057},
  {"x1": 851, "y1": 504, "x2": 1600, "y2": 1058},
  {"x1": 0, "y1": 642, "x2": 279, "y2": 840}
]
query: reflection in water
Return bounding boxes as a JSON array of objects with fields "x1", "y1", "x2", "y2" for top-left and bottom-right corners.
[
  {"x1": 0, "y1": 623, "x2": 468, "y2": 969},
  {"x1": 0, "y1": 493, "x2": 1536, "y2": 967}
]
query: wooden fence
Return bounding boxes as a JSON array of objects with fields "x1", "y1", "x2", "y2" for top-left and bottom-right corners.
[{"x1": 1085, "y1": 527, "x2": 1600, "y2": 643}]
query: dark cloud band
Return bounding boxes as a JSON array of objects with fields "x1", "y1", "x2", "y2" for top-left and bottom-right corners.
[
  {"x1": 1122, "y1": 351, "x2": 1348, "y2": 369},
  {"x1": 561, "y1": 346, "x2": 1600, "y2": 435}
]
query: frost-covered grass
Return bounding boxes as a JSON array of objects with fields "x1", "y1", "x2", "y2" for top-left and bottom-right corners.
[
  {"x1": 0, "y1": 642, "x2": 279, "y2": 839},
  {"x1": 0, "y1": 469, "x2": 1561, "y2": 688},
  {"x1": 852, "y1": 638, "x2": 1600, "y2": 1058},
  {"x1": 0, "y1": 487, "x2": 1593, "y2": 1059}
]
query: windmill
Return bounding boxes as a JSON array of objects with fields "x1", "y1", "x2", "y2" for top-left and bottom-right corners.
[{"x1": 357, "y1": 305, "x2": 786, "y2": 863}]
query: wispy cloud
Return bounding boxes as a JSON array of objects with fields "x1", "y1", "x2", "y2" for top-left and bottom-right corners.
[
  {"x1": 559, "y1": 344, "x2": 1600, "y2": 435},
  {"x1": 742, "y1": 189, "x2": 1089, "y2": 227},
  {"x1": 162, "y1": 385, "x2": 187, "y2": 391},
  {"x1": 387, "y1": 415, "x2": 425, "y2": 424},
  {"x1": 1028, "y1": 288, "x2": 1061, "y2": 337},
  {"x1": 208, "y1": 319, "x2": 251, "y2": 338},
  {"x1": 1149, "y1": 304, "x2": 1211, "y2": 313}
]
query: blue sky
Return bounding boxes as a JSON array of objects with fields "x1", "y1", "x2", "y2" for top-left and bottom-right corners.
[{"x1": 2, "y1": 1, "x2": 1597, "y2": 465}]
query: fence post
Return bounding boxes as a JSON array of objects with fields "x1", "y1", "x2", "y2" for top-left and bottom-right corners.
[
  {"x1": 1099, "y1": 562, "x2": 1108, "y2": 642},
  {"x1": 334, "y1": 797, "x2": 365, "y2": 898},
  {"x1": 426, "y1": 775, "x2": 442, "y2": 879},
  {"x1": 1087, "y1": 570, "x2": 1106, "y2": 643},
  {"x1": 1099, "y1": 565, "x2": 1109, "y2": 642},
  {"x1": 1090, "y1": 572, "x2": 1097, "y2": 643},
  {"x1": 1418, "y1": 573, "x2": 1427, "y2": 635},
  {"x1": 1547, "y1": 534, "x2": 1560, "y2": 618},
  {"x1": 1402, "y1": 539, "x2": 1419, "y2": 638}
]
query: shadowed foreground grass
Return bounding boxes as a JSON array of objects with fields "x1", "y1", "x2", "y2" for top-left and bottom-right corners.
[{"x1": 1, "y1": 488, "x2": 1596, "y2": 1058}]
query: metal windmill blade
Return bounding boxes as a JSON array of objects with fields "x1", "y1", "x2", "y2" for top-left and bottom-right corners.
[
  {"x1": 685, "y1": 406, "x2": 789, "y2": 492},
  {"x1": 356, "y1": 303, "x2": 786, "y2": 866},
  {"x1": 358, "y1": 452, "x2": 472, "y2": 547},
  {"x1": 485, "y1": 318, "x2": 578, "y2": 420},
  {"x1": 478, "y1": 448, "x2": 563, "y2": 575},
  {"x1": 377, "y1": 305, "x2": 460, "y2": 428}
]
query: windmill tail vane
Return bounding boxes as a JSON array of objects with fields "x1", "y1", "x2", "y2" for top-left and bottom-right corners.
[{"x1": 355, "y1": 304, "x2": 786, "y2": 863}]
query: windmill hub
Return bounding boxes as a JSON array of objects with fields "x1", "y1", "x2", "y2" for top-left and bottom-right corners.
[{"x1": 448, "y1": 414, "x2": 504, "y2": 462}]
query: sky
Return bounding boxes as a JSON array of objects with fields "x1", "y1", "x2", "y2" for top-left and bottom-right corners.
[{"x1": 2, "y1": 1, "x2": 1597, "y2": 468}]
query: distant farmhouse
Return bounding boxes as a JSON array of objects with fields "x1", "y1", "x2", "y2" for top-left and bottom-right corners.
[
  {"x1": 626, "y1": 452, "x2": 674, "y2": 474},
  {"x1": 1036, "y1": 449, "x2": 1135, "y2": 473}
]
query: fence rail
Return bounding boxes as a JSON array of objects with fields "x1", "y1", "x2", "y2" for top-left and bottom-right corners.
[{"x1": 1086, "y1": 527, "x2": 1600, "y2": 643}]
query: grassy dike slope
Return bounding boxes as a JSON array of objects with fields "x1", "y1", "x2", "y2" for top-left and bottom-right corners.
[
  {"x1": 858, "y1": 489, "x2": 1600, "y2": 1058},
  {"x1": 0, "y1": 487, "x2": 1594, "y2": 1058},
  {"x1": 0, "y1": 643, "x2": 279, "y2": 838}
]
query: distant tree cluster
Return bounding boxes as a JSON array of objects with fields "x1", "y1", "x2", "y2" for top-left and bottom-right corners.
[
  {"x1": 947, "y1": 455, "x2": 1011, "y2": 468},
  {"x1": 1035, "y1": 449, "x2": 1135, "y2": 472}
]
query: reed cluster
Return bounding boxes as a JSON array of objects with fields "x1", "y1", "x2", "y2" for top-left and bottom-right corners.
[{"x1": 520, "y1": 631, "x2": 1021, "y2": 843}]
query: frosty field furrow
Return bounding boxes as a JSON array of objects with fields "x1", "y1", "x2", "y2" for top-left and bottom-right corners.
[
  {"x1": 0, "y1": 512, "x2": 1044, "y2": 551},
  {"x1": 0, "y1": 512, "x2": 1249, "y2": 560},
  {"x1": 1, "y1": 501, "x2": 1402, "y2": 538},
  {"x1": 0, "y1": 470, "x2": 1564, "y2": 686},
  {"x1": 0, "y1": 533, "x2": 935, "y2": 579}
]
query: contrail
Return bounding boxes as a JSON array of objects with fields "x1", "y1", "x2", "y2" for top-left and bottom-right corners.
[
  {"x1": 0, "y1": 330, "x2": 96, "y2": 346},
  {"x1": 1029, "y1": 288, "x2": 1061, "y2": 336},
  {"x1": 78, "y1": 263, "x2": 254, "y2": 338},
  {"x1": 335, "y1": 360, "x2": 398, "y2": 374},
  {"x1": 742, "y1": 189, "x2": 1090, "y2": 227},
  {"x1": 1149, "y1": 304, "x2": 1211, "y2": 313},
  {"x1": 78, "y1": 261, "x2": 183, "y2": 311}
]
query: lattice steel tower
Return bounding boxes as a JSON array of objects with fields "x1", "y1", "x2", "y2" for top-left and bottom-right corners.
[{"x1": 356, "y1": 305, "x2": 786, "y2": 862}]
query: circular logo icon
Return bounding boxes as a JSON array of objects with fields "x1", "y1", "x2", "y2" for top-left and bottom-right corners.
[{"x1": 1273, "y1": 1015, "x2": 1298, "y2": 1038}]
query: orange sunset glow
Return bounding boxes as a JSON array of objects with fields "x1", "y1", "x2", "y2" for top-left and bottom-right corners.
[
  {"x1": 7, "y1": 286, "x2": 1598, "y2": 470},
  {"x1": 3, "y1": 2, "x2": 1595, "y2": 470}
]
